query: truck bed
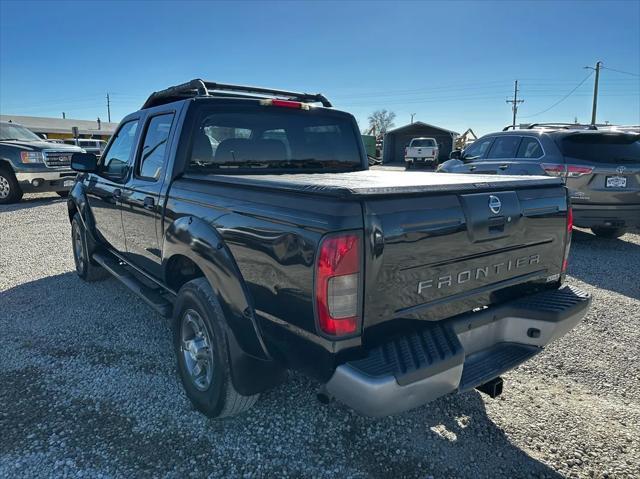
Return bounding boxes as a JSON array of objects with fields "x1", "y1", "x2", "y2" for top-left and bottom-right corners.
[{"x1": 183, "y1": 170, "x2": 562, "y2": 198}]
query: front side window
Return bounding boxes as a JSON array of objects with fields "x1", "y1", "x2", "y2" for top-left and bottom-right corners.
[
  {"x1": 100, "y1": 120, "x2": 139, "y2": 180},
  {"x1": 487, "y1": 136, "x2": 521, "y2": 159},
  {"x1": 463, "y1": 137, "x2": 493, "y2": 160},
  {"x1": 138, "y1": 113, "x2": 175, "y2": 180},
  {"x1": 516, "y1": 137, "x2": 544, "y2": 158},
  {"x1": 188, "y1": 107, "x2": 361, "y2": 172}
]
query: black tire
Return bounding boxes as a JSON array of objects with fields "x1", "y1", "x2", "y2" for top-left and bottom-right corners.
[
  {"x1": 173, "y1": 277, "x2": 258, "y2": 418},
  {"x1": 0, "y1": 166, "x2": 23, "y2": 204},
  {"x1": 405, "y1": 163, "x2": 413, "y2": 170},
  {"x1": 57, "y1": 191, "x2": 70, "y2": 198},
  {"x1": 591, "y1": 226, "x2": 627, "y2": 239},
  {"x1": 71, "y1": 213, "x2": 110, "y2": 281}
]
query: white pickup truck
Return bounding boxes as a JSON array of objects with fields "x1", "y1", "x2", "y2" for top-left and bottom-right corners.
[{"x1": 405, "y1": 137, "x2": 439, "y2": 169}]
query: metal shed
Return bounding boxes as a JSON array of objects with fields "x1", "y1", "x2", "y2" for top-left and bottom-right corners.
[{"x1": 382, "y1": 122, "x2": 459, "y2": 164}]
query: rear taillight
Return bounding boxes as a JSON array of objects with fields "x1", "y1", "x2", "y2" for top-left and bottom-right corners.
[
  {"x1": 542, "y1": 163, "x2": 593, "y2": 178},
  {"x1": 566, "y1": 165, "x2": 594, "y2": 178},
  {"x1": 315, "y1": 233, "x2": 361, "y2": 336},
  {"x1": 541, "y1": 163, "x2": 566, "y2": 177},
  {"x1": 562, "y1": 205, "x2": 573, "y2": 273}
]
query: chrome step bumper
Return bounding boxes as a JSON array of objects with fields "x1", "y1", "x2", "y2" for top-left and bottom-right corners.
[{"x1": 325, "y1": 285, "x2": 591, "y2": 417}]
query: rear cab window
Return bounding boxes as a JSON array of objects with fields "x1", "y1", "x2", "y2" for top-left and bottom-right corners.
[
  {"x1": 187, "y1": 104, "x2": 363, "y2": 173},
  {"x1": 410, "y1": 139, "x2": 436, "y2": 147}
]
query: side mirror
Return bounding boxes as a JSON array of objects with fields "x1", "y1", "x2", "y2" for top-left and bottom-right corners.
[
  {"x1": 71, "y1": 152, "x2": 98, "y2": 172},
  {"x1": 449, "y1": 149, "x2": 462, "y2": 160}
]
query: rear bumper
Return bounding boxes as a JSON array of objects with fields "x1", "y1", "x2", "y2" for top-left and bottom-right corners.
[
  {"x1": 15, "y1": 170, "x2": 76, "y2": 193},
  {"x1": 325, "y1": 285, "x2": 591, "y2": 417},
  {"x1": 573, "y1": 203, "x2": 640, "y2": 228}
]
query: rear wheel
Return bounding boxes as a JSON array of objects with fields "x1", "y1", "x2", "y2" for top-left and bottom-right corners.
[
  {"x1": 71, "y1": 213, "x2": 109, "y2": 281},
  {"x1": 0, "y1": 166, "x2": 23, "y2": 204},
  {"x1": 173, "y1": 278, "x2": 259, "y2": 418},
  {"x1": 591, "y1": 226, "x2": 627, "y2": 239}
]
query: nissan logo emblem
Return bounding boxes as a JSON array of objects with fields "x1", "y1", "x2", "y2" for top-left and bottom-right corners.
[{"x1": 489, "y1": 195, "x2": 502, "y2": 215}]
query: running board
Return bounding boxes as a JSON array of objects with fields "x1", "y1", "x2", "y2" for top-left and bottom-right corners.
[{"x1": 92, "y1": 252, "x2": 172, "y2": 317}]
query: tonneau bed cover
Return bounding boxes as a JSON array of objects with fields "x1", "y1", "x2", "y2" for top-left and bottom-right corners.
[{"x1": 184, "y1": 170, "x2": 562, "y2": 198}]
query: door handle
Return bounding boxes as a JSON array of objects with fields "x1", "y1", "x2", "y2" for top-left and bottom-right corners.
[
  {"x1": 112, "y1": 188, "x2": 122, "y2": 199},
  {"x1": 143, "y1": 196, "x2": 155, "y2": 210},
  {"x1": 468, "y1": 165, "x2": 476, "y2": 171},
  {"x1": 499, "y1": 164, "x2": 509, "y2": 170}
]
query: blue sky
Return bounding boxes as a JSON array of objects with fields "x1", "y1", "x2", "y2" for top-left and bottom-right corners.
[{"x1": 1, "y1": 0, "x2": 638, "y2": 135}]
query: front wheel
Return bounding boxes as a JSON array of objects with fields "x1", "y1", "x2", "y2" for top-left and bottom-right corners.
[
  {"x1": 71, "y1": 214, "x2": 109, "y2": 281},
  {"x1": 0, "y1": 166, "x2": 23, "y2": 204},
  {"x1": 173, "y1": 278, "x2": 259, "y2": 418},
  {"x1": 591, "y1": 226, "x2": 627, "y2": 239}
]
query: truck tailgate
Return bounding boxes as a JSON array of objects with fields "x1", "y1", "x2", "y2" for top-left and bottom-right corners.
[{"x1": 362, "y1": 184, "x2": 568, "y2": 328}]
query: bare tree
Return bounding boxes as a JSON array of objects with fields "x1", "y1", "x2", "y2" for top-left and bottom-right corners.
[{"x1": 367, "y1": 110, "x2": 396, "y2": 137}]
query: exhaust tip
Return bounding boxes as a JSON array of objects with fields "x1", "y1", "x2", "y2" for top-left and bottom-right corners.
[{"x1": 476, "y1": 377, "x2": 504, "y2": 399}]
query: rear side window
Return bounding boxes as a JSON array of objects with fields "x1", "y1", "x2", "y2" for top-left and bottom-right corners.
[
  {"x1": 188, "y1": 107, "x2": 362, "y2": 172},
  {"x1": 138, "y1": 113, "x2": 175, "y2": 180},
  {"x1": 487, "y1": 136, "x2": 521, "y2": 159},
  {"x1": 561, "y1": 134, "x2": 640, "y2": 163},
  {"x1": 410, "y1": 139, "x2": 436, "y2": 147},
  {"x1": 516, "y1": 137, "x2": 544, "y2": 158}
]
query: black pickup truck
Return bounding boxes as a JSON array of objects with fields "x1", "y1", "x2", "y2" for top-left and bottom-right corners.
[{"x1": 68, "y1": 80, "x2": 591, "y2": 418}]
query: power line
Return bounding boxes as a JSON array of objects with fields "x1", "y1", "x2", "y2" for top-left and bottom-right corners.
[
  {"x1": 520, "y1": 71, "x2": 594, "y2": 119},
  {"x1": 601, "y1": 66, "x2": 640, "y2": 77}
]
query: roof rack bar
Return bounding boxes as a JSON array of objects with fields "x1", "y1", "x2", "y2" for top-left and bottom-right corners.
[
  {"x1": 141, "y1": 78, "x2": 332, "y2": 109},
  {"x1": 201, "y1": 81, "x2": 332, "y2": 107}
]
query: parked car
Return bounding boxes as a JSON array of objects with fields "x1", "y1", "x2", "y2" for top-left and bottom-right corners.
[
  {"x1": 439, "y1": 125, "x2": 640, "y2": 238},
  {"x1": 67, "y1": 79, "x2": 590, "y2": 419},
  {"x1": 0, "y1": 121, "x2": 83, "y2": 203},
  {"x1": 63, "y1": 138, "x2": 107, "y2": 158},
  {"x1": 405, "y1": 137, "x2": 439, "y2": 169}
]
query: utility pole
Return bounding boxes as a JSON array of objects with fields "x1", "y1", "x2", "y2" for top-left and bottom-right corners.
[
  {"x1": 106, "y1": 93, "x2": 111, "y2": 123},
  {"x1": 506, "y1": 80, "x2": 524, "y2": 128},
  {"x1": 586, "y1": 61, "x2": 602, "y2": 125},
  {"x1": 410, "y1": 113, "x2": 416, "y2": 124},
  {"x1": 62, "y1": 112, "x2": 66, "y2": 119}
]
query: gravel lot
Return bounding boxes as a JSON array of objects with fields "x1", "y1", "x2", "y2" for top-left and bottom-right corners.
[{"x1": 1, "y1": 193, "x2": 639, "y2": 478}]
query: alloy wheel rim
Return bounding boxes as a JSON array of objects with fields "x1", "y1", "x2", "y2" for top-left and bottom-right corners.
[
  {"x1": 0, "y1": 175, "x2": 10, "y2": 199},
  {"x1": 180, "y1": 309, "x2": 214, "y2": 391}
]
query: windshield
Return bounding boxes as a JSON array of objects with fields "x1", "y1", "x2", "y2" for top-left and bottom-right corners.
[
  {"x1": 561, "y1": 134, "x2": 640, "y2": 164},
  {"x1": 188, "y1": 106, "x2": 362, "y2": 172},
  {"x1": 0, "y1": 123, "x2": 42, "y2": 142},
  {"x1": 411, "y1": 139, "x2": 436, "y2": 147}
]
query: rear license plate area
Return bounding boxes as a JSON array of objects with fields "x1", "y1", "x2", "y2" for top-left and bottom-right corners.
[{"x1": 605, "y1": 176, "x2": 627, "y2": 188}]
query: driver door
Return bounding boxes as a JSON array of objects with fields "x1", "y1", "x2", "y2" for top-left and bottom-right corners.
[
  {"x1": 85, "y1": 119, "x2": 140, "y2": 251},
  {"x1": 460, "y1": 136, "x2": 495, "y2": 173}
]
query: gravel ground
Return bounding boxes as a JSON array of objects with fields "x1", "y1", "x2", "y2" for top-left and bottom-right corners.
[{"x1": 1, "y1": 193, "x2": 639, "y2": 479}]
